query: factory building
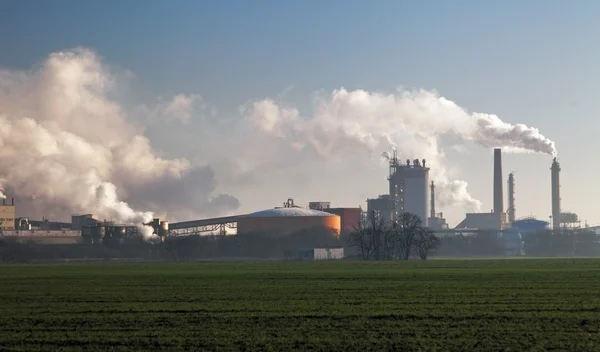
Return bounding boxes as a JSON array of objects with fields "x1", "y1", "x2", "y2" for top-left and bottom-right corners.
[
  {"x1": 511, "y1": 218, "x2": 549, "y2": 233},
  {"x1": 387, "y1": 151, "x2": 429, "y2": 226},
  {"x1": 72, "y1": 214, "x2": 101, "y2": 230},
  {"x1": 402, "y1": 160, "x2": 429, "y2": 226},
  {"x1": 298, "y1": 247, "x2": 344, "y2": 261},
  {"x1": 0, "y1": 198, "x2": 15, "y2": 231},
  {"x1": 366, "y1": 195, "x2": 397, "y2": 223},
  {"x1": 455, "y1": 212, "x2": 508, "y2": 230},
  {"x1": 237, "y1": 199, "x2": 341, "y2": 237},
  {"x1": 308, "y1": 201, "x2": 361, "y2": 234},
  {"x1": 325, "y1": 207, "x2": 362, "y2": 234},
  {"x1": 308, "y1": 202, "x2": 331, "y2": 211}
]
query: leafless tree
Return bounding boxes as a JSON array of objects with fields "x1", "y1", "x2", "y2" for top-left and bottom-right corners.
[
  {"x1": 349, "y1": 211, "x2": 439, "y2": 261},
  {"x1": 348, "y1": 210, "x2": 390, "y2": 260},
  {"x1": 413, "y1": 227, "x2": 440, "y2": 260},
  {"x1": 395, "y1": 212, "x2": 423, "y2": 260}
]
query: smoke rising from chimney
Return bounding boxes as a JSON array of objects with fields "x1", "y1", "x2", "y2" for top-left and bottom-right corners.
[
  {"x1": 0, "y1": 48, "x2": 239, "y2": 236},
  {"x1": 245, "y1": 89, "x2": 556, "y2": 211}
]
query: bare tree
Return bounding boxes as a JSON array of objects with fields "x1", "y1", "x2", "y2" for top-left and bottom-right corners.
[
  {"x1": 348, "y1": 210, "x2": 389, "y2": 260},
  {"x1": 413, "y1": 227, "x2": 440, "y2": 260},
  {"x1": 395, "y1": 212, "x2": 422, "y2": 260},
  {"x1": 349, "y1": 211, "x2": 439, "y2": 261}
]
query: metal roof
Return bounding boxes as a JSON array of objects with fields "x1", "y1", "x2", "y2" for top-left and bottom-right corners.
[{"x1": 243, "y1": 207, "x2": 336, "y2": 218}]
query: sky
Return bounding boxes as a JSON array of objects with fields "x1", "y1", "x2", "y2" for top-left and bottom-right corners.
[{"x1": 1, "y1": 0, "x2": 599, "y2": 227}]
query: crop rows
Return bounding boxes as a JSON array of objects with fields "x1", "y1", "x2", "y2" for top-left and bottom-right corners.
[{"x1": 1, "y1": 259, "x2": 599, "y2": 351}]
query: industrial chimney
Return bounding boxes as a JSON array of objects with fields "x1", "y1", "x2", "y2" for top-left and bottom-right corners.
[
  {"x1": 551, "y1": 158, "x2": 561, "y2": 230},
  {"x1": 507, "y1": 173, "x2": 515, "y2": 224},
  {"x1": 430, "y1": 181, "x2": 435, "y2": 219},
  {"x1": 493, "y1": 148, "x2": 504, "y2": 215}
]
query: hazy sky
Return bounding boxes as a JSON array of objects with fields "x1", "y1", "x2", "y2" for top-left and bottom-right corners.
[{"x1": 1, "y1": 0, "x2": 599, "y2": 226}]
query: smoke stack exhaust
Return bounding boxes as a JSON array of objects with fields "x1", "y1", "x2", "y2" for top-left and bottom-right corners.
[
  {"x1": 507, "y1": 173, "x2": 515, "y2": 224},
  {"x1": 493, "y1": 148, "x2": 504, "y2": 215},
  {"x1": 551, "y1": 158, "x2": 561, "y2": 230}
]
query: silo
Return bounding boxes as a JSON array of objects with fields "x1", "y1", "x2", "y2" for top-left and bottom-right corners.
[
  {"x1": 403, "y1": 159, "x2": 429, "y2": 226},
  {"x1": 237, "y1": 207, "x2": 341, "y2": 237}
]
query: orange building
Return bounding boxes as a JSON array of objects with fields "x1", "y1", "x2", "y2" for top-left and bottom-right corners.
[{"x1": 237, "y1": 207, "x2": 341, "y2": 237}]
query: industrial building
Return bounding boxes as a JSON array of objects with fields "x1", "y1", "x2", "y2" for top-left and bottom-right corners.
[
  {"x1": 511, "y1": 218, "x2": 550, "y2": 233},
  {"x1": 237, "y1": 198, "x2": 341, "y2": 237},
  {"x1": 307, "y1": 202, "x2": 362, "y2": 234},
  {"x1": 0, "y1": 198, "x2": 15, "y2": 231},
  {"x1": 367, "y1": 151, "x2": 430, "y2": 226},
  {"x1": 366, "y1": 195, "x2": 397, "y2": 223},
  {"x1": 298, "y1": 247, "x2": 344, "y2": 261},
  {"x1": 324, "y1": 208, "x2": 362, "y2": 234}
]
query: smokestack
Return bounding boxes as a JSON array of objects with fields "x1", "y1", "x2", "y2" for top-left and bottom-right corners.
[
  {"x1": 508, "y1": 173, "x2": 515, "y2": 224},
  {"x1": 493, "y1": 148, "x2": 504, "y2": 215},
  {"x1": 430, "y1": 181, "x2": 435, "y2": 219},
  {"x1": 551, "y1": 158, "x2": 561, "y2": 230}
]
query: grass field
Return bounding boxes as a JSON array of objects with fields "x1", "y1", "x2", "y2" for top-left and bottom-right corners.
[{"x1": 1, "y1": 259, "x2": 599, "y2": 351}]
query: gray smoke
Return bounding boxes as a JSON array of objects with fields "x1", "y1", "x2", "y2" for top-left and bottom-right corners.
[
  {"x1": 0, "y1": 48, "x2": 239, "y2": 235},
  {"x1": 245, "y1": 88, "x2": 557, "y2": 211}
]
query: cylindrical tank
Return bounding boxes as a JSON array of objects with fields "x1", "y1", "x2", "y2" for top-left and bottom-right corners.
[
  {"x1": 159, "y1": 221, "x2": 169, "y2": 237},
  {"x1": 237, "y1": 207, "x2": 341, "y2": 237}
]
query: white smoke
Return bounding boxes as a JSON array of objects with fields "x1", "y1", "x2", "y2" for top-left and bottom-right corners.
[
  {"x1": 244, "y1": 88, "x2": 557, "y2": 211},
  {"x1": 0, "y1": 48, "x2": 239, "y2": 237}
]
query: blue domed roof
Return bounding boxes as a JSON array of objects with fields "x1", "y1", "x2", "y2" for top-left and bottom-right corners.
[{"x1": 243, "y1": 207, "x2": 336, "y2": 218}]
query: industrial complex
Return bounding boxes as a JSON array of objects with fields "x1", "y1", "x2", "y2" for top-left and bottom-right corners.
[{"x1": 0, "y1": 148, "x2": 590, "y2": 249}]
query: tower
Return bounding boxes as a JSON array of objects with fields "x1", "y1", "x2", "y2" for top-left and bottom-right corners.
[
  {"x1": 507, "y1": 173, "x2": 515, "y2": 224},
  {"x1": 430, "y1": 181, "x2": 435, "y2": 220},
  {"x1": 551, "y1": 158, "x2": 561, "y2": 230},
  {"x1": 387, "y1": 152, "x2": 429, "y2": 226},
  {"x1": 493, "y1": 148, "x2": 504, "y2": 215}
]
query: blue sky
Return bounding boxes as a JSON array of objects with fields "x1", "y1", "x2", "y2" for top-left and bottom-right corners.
[{"x1": 1, "y1": 0, "x2": 600, "y2": 225}]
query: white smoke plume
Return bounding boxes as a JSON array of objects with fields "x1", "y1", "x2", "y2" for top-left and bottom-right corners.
[
  {"x1": 0, "y1": 48, "x2": 239, "y2": 238},
  {"x1": 244, "y1": 88, "x2": 557, "y2": 211}
]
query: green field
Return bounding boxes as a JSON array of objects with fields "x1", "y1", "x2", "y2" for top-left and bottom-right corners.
[{"x1": 1, "y1": 259, "x2": 599, "y2": 351}]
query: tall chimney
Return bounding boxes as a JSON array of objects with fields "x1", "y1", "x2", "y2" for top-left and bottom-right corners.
[
  {"x1": 507, "y1": 173, "x2": 515, "y2": 224},
  {"x1": 551, "y1": 158, "x2": 561, "y2": 230},
  {"x1": 493, "y1": 148, "x2": 504, "y2": 215},
  {"x1": 430, "y1": 181, "x2": 435, "y2": 219}
]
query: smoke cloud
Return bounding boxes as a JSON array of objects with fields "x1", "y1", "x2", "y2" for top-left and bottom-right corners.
[
  {"x1": 0, "y1": 48, "x2": 239, "y2": 236},
  {"x1": 0, "y1": 48, "x2": 557, "y2": 229},
  {"x1": 245, "y1": 88, "x2": 557, "y2": 211}
]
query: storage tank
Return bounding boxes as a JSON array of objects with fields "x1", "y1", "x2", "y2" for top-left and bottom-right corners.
[{"x1": 237, "y1": 207, "x2": 341, "y2": 237}]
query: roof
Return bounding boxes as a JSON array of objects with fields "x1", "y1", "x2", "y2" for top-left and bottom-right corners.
[
  {"x1": 512, "y1": 219, "x2": 549, "y2": 226},
  {"x1": 243, "y1": 207, "x2": 337, "y2": 218}
]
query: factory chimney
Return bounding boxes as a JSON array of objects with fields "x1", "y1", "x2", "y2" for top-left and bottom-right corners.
[
  {"x1": 493, "y1": 148, "x2": 504, "y2": 215},
  {"x1": 551, "y1": 158, "x2": 561, "y2": 230},
  {"x1": 430, "y1": 181, "x2": 435, "y2": 219},
  {"x1": 507, "y1": 173, "x2": 515, "y2": 224}
]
